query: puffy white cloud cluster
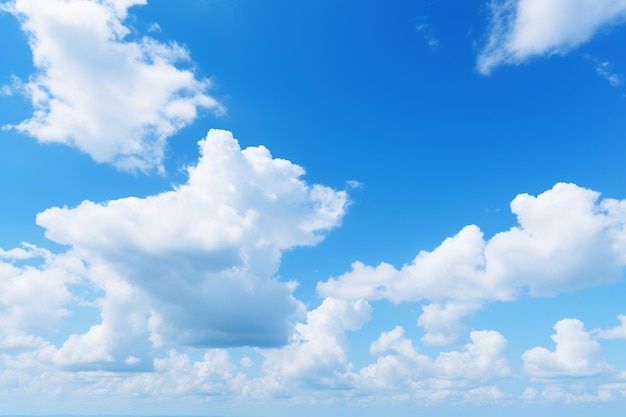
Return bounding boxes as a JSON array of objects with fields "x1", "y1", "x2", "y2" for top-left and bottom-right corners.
[
  {"x1": 2, "y1": 0, "x2": 223, "y2": 171},
  {"x1": 319, "y1": 183, "x2": 626, "y2": 345},
  {"x1": 477, "y1": 0, "x2": 626, "y2": 74},
  {"x1": 122, "y1": 348, "x2": 239, "y2": 397},
  {"x1": 3, "y1": 178, "x2": 626, "y2": 405},
  {"x1": 44, "y1": 270, "x2": 154, "y2": 371},
  {"x1": 3, "y1": 0, "x2": 626, "y2": 410},
  {"x1": 257, "y1": 297, "x2": 372, "y2": 392},
  {"x1": 357, "y1": 326, "x2": 510, "y2": 392},
  {"x1": 0, "y1": 245, "x2": 84, "y2": 351},
  {"x1": 219, "y1": 299, "x2": 510, "y2": 402},
  {"x1": 523, "y1": 319, "x2": 610, "y2": 378},
  {"x1": 1, "y1": 129, "x2": 348, "y2": 372}
]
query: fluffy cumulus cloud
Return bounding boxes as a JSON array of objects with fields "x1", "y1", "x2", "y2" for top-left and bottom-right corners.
[
  {"x1": 239, "y1": 302, "x2": 508, "y2": 402},
  {"x1": 257, "y1": 297, "x2": 372, "y2": 392},
  {"x1": 0, "y1": 245, "x2": 84, "y2": 350},
  {"x1": 477, "y1": 0, "x2": 626, "y2": 74},
  {"x1": 522, "y1": 319, "x2": 610, "y2": 378},
  {"x1": 115, "y1": 348, "x2": 240, "y2": 397},
  {"x1": 2, "y1": 0, "x2": 223, "y2": 171},
  {"x1": 319, "y1": 183, "x2": 626, "y2": 345},
  {"x1": 0, "y1": 347, "x2": 244, "y2": 405},
  {"x1": 4, "y1": 177, "x2": 626, "y2": 404},
  {"x1": 357, "y1": 327, "x2": 510, "y2": 394},
  {"x1": 44, "y1": 270, "x2": 154, "y2": 371},
  {"x1": 0, "y1": 129, "x2": 348, "y2": 372}
]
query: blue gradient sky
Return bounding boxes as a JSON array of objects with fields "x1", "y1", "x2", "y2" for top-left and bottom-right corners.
[{"x1": 1, "y1": 1, "x2": 626, "y2": 416}]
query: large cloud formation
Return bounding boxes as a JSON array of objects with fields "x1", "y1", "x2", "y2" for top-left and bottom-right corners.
[
  {"x1": 477, "y1": 0, "x2": 626, "y2": 74},
  {"x1": 2, "y1": 0, "x2": 223, "y2": 171},
  {"x1": 243, "y1": 299, "x2": 509, "y2": 402},
  {"x1": 319, "y1": 183, "x2": 626, "y2": 345},
  {"x1": 2, "y1": 129, "x2": 347, "y2": 371},
  {"x1": 3, "y1": 180, "x2": 626, "y2": 406}
]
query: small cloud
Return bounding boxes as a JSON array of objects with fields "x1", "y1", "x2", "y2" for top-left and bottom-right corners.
[
  {"x1": 427, "y1": 37, "x2": 440, "y2": 48},
  {"x1": 124, "y1": 355, "x2": 141, "y2": 365},
  {"x1": 595, "y1": 61, "x2": 621, "y2": 87},
  {"x1": 522, "y1": 387, "x2": 539, "y2": 400},
  {"x1": 0, "y1": 75, "x2": 26, "y2": 97},
  {"x1": 0, "y1": 84, "x2": 12, "y2": 96},
  {"x1": 147, "y1": 22, "x2": 161, "y2": 33},
  {"x1": 240, "y1": 356, "x2": 252, "y2": 368},
  {"x1": 415, "y1": 19, "x2": 441, "y2": 50},
  {"x1": 346, "y1": 180, "x2": 363, "y2": 189},
  {"x1": 594, "y1": 314, "x2": 626, "y2": 339},
  {"x1": 583, "y1": 54, "x2": 622, "y2": 87}
]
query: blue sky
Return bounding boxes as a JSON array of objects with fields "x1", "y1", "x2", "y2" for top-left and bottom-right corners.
[{"x1": 2, "y1": 0, "x2": 626, "y2": 416}]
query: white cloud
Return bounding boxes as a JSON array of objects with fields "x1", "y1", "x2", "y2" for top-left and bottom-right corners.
[
  {"x1": 44, "y1": 268, "x2": 154, "y2": 371},
  {"x1": 318, "y1": 224, "x2": 491, "y2": 304},
  {"x1": 0, "y1": 130, "x2": 348, "y2": 374},
  {"x1": 522, "y1": 319, "x2": 610, "y2": 378},
  {"x1": 146, "y1": 349, "x2": 237, "y2": 396},
  {"x1": 434, "y1": 330, "x2": 510, "y2": 381},
  {"x1": 521, "y1": 387, "x2": 539, "y2": 399},
  {"x1": 0, "y1": 244, "x2": 84, "y2": 340},
  {"x1": 595, "y1": 60, "x2": 622, "y2": 86},
  {"x1": 27, "y1": 129, "x2": 347, "y2": 369},
  {"x1": 0, "y1": 85, "x2": 12, "y2": 97},
  {"x1": 477, "y1": 0, "x2": 626, "y2": 75},
  {"x1": 147, "y1": 22, "x2": 162, "y2": 33},
  {"x1": 356, "y1": 326, "x2": 509, "y2": 398},
  {"x1": 519, "y1": 382, "x2": 613, "y2": 403},
  {"x1": 357, "y1": 326, "x2": 431, "y2": 390},
  {"x1": 257, "y1": 297, "x2": 372, "y2": 392},
  {"x1": 2, "y1": 0, "x2": 223, "y2": 171},
  {"x1": 599, "y1": 382, "x2": 626, "y2": 400},
  {"x1": 240, "y1": 356, "x2": 252, "y2": 368},
  {"x1": 0, "y1": 347, "x2": 241, "y2": 401},
  {"x1": 0, "y1": 244, "x2": 155, "y2": 372},
  {"x1": 583, "y1": 55, "x2": 623, "y2": 87},
  {"x1": 415, "y1": 21, "x2": 440, "y2": 50},
  {"x1": 486, "y1": 183, "x2": 622, "y2": 296},
  {"x1": 0, "y1": 75, "x2": 25, "y2": 98},
  {"x1": 236, "y1": 303, "x2": 508, "y2": 400},
  {"x1": 319, "y1": 183, "x2": 626, "y2": 345},
  {"x1": 418, "y1": 302, "x2": 482, "y2": 346},
  {"x1": 594, "y1": 315, "x2": 626, "y2": 339}
]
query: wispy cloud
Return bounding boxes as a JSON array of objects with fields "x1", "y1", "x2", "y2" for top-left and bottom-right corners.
[
  {"x1": 0, "y1": 85, "x2": 12, "y2": 97},
  {"x1": 415, "y1": 19, "x2": 441, "y2": 50},
  {"x1": 0, "y1": 75, "x2": 25, "y2": 97},
  {"x1": 147, "y1": 22, "x2": 162, "y2": 33},
  {"x1": 586, "y1": 55, "x2": 622, "y2": 86}
]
